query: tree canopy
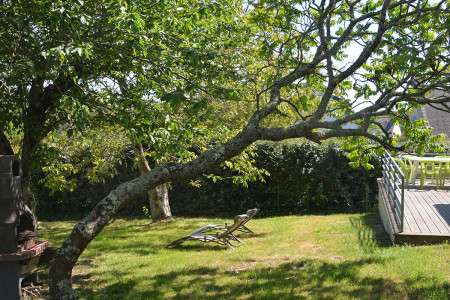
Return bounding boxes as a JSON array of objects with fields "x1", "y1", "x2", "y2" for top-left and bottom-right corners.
[
  {"x1": 0, "y1": 0, "x2": 245, "y2": 177},
  {"x1": 1, "y1": 0, "x2": 450, "y2": 298},
  {"x1": 1, "y1": 0, "x2": 249, "y2": 217}
]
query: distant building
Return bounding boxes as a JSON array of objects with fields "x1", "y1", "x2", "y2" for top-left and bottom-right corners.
[
  {"x1": 409, "y1": 90, "x2": 450, "y2": 139},
  {"x1": 376, "y1": 91, "x2": 450, "y2": 139},
  {"x1": 376, "y1": 117, "x2": 402, "y2": 136}
]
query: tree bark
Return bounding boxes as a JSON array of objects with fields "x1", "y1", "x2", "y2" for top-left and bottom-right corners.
[
  {"x1": 130, "y1": 138, "x2": 174, "y2": 222},
  {"x1": 148, "y1": 183, "x2": 173, "y2": 222}
]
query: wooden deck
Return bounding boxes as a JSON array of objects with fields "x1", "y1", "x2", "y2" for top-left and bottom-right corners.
[{"x1": 378, "y1": 179, "x2": 450, "y2": 244}]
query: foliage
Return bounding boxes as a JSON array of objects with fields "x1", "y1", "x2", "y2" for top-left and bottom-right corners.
[
  {"x1": 0, "y1": 0, "x2": 261, "y2": 224},
  {"x1": 3, "y1": 123, "x2": 23, "y2": 154},
  {"x1": 38, "y1": 125, "x2": 130, "y2": 193},
  {"x1": 0, "y1": 0, "x2": 250, "y2": 178},
  {"x1": 142, "y1": 206, "x2": 152, "y2": 222},
  {"x1": 35, "y1": 142, "x2": 379, "y2": 218},
  {"x1": 35, "y1": 153, "x2": 148, "y2": 219},
  {"x1": 170, "y1": 142, "x2": 381, "y2": 217}
]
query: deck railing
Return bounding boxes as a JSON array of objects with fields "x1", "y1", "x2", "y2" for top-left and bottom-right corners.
[{"x1": 381, "y1": 151, "x2": 405, "y2": 233}]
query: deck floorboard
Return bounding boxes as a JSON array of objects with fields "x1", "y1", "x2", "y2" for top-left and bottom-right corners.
[
  {"x1": 403, "y1": 189, "x2": 450, "y2": 235},
  {"x1": 424, "y1": 191, "x2": 450, "y2": 232}
]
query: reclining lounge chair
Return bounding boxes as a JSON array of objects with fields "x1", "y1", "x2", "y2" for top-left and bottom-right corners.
[
  {"x1": 166, "y1": 214, "x2": 248, "y2": 249},
  {"x1": 219, "y1": 208, "x2": 260, "y2": 235}
]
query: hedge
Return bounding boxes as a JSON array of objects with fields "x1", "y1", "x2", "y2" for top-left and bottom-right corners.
[
  {"x1": 35, "y1": 142, "x2": 382, "y2": 219},
  {"x1": 169, "y1": 142, "x2": 382, "y2": 217}
]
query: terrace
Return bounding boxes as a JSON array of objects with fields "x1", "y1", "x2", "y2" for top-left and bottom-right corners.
[{"x1": 378, "y1": 151, "x2": 450, "y2": 245}]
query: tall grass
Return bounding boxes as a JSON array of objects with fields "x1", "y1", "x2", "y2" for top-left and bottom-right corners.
[{"x1": 32, "y1": 214, "x2": 449, "y2": 299}]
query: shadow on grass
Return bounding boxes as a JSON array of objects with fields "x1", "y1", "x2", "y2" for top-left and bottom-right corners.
[
  {"x1": 74, "y1": 258, "x2": 449, "y2": 299},
  {"x1": 169, "y1": 244, "x2": 231, "y2": 252},
  {"x1": 34, "y1": 257, "x2": 98, "y2": 299},
  {"x1": 350, "y1": 213, "x2": 392, "y2": 251}
]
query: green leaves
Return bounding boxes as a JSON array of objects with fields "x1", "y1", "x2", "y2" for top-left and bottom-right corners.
[
  {"x1": 2, "y1": 0, "x2": 450, "y2": 194},
  {"x1": 40, "y1": 125, "x2": 129, "y2": 193},
  {"x1": 40, "y1": 162, "x2": 77, "y2": 194},
  {"x1": 5, "y1": 77, "x2": 18, "y2": 87}
]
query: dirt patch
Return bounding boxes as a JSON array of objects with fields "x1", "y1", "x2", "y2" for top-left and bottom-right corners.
[
  {"x1": 229, "y1": 255, "x2": 303, "y2": 274},
  {"x1": 311, "y1": 245, "x2": 322, "y2": 250},
  {"x1": 280, "y1": 241, "x2": 323, "y2": 250},
  {"x1": 258, "y1": 254, "x2": 302, "y2": 263},
  {"x1": 230, "y1": 262, "x2": 258, "y2": 273}
]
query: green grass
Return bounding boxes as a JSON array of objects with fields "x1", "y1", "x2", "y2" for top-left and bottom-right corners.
[{"x1": 31, "y1": 214, "x2": 449, "y2": 299}]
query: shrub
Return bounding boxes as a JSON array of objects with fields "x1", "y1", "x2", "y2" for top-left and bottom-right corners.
[
  {"x1": 169, "y1": 142, "x2": 382, "y2": 217},
  {"x1": 35, "y1": 157, "x2": 148, "y2": 219},
  {"x1": 35, "y1": 142, "x2": 382, "y2": 219}
]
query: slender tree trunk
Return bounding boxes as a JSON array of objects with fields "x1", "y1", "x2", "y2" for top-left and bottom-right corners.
[
  {"x1": 21, "y1": 178, "x2": 38, "y2": 214},
  {"x1": 130, "y1": 138, "x2": 174, "y2": 222},
  {"x1": 20, "y1": 120, "x2": 43, "y2": 214},
  {"x1": 148, "y1": 183, "x2": 173, "y2": 221},
  {"x1": 117, "y1": 76, "x2": 174, "y2": 222}
]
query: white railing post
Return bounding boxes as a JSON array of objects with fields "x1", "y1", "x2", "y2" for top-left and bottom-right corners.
[
  {"x1": 382, "y1": 150, "x2": 405, "y2": 233},
  {"x1": 401, "y1": 174, "x2": 404, "y2": 232}
]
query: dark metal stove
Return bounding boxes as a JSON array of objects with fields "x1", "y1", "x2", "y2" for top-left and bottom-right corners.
[{"x1": 0, "y1": 155, "x2": 48, "y2": 299}]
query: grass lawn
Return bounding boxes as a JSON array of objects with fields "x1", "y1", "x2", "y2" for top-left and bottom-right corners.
[{"x1": 29, "y1": 214, "x2": 449, "y2": 299}]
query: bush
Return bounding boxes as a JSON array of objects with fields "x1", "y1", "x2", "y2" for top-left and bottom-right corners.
[
  {"x1": 35, "y1": 157, "x2": 149, "y2": 219},
  {"x1": 35, "y1": 142, "x2": 382, "y2": 219},
  {"x1": 169, "y1": 142, "x2": 382, "y2": 217}
]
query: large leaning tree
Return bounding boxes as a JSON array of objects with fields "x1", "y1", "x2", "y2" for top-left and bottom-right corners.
[
  {"x1": 0, "y1": 0, "x2": 246, "y2": 220},
  {"x1": 1, "y1": 0, "x2": 450, "y2": 298}
]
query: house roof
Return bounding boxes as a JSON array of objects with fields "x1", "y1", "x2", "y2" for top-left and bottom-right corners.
[
  {"x1": 375, "y1": 91, "x2": 450, "y2": 138},
  {"x1": 376, "y1": 117, "x2": 400, "y2": 134},
  {"x1": 410, "y1": 90, "x2": 450, "y2": 137}
]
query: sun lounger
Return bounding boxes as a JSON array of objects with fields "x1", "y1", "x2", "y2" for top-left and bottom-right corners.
[
  {"x1": 166, "y1": 214, "x2": 248, "y2": 249},
  {"x1": 219, "y1": 208, "x2": 259, "y2": 234}
]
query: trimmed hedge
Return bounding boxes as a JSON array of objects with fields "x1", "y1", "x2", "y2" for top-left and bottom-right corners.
[
  {"x1": 35, "y1": 159, "x2": 149, "y2": 219},
  {"x1": 35, "y1": 142, "x2": 382, "y2": 219},
  {"x1": 169, "y1": 142, "x2": 382, "y2": 217}
]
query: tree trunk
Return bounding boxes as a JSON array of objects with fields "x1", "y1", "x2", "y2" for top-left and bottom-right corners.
[
  {"x1": 20, "y1": 118, "x2": 44, "y2": 214},
  {"x1": 130, "y1": 138, "x2": 174, "y2": 222},
  {"x1": 21, "y1": 178, "x2": 38, "y2": 214},
  {"x1": 148, "y1": 184, "x2": 173, "y2": 222}
]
